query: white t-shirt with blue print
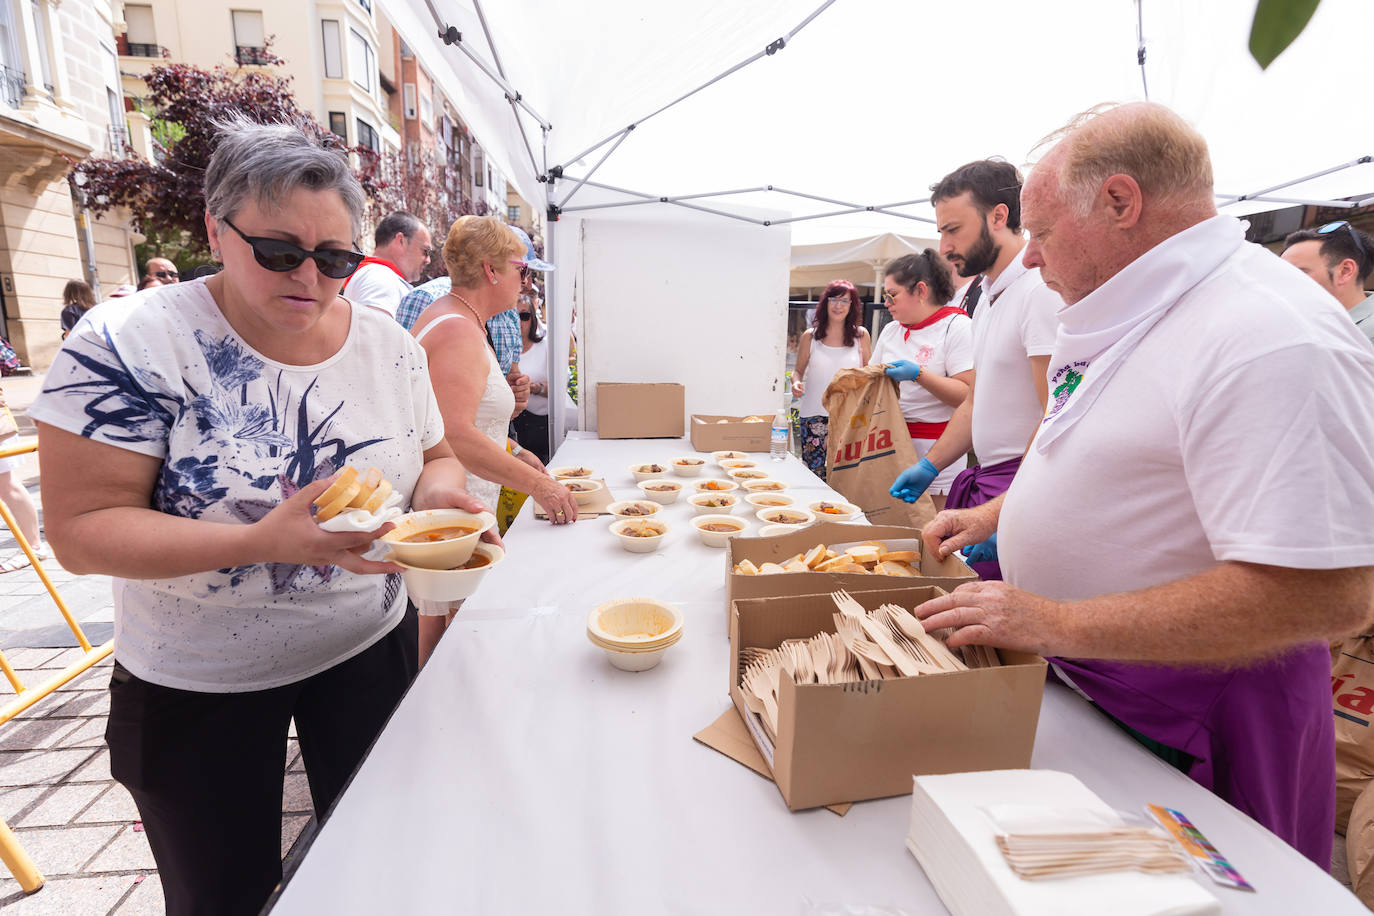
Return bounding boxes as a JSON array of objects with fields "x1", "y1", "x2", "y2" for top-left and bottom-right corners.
[{"x1": 30, "y1": 279, "x2": 445, "y2": 692}]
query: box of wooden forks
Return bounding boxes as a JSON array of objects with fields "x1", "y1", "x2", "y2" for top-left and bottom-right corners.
[{"x1": 728, "y1": 585, "x2": 1046, "y2": 811}]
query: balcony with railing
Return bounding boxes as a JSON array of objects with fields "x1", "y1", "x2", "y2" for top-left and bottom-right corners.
[
  {"x1": 0, "y1": 66, "x2": 26, "y2": 109},
  {"x1": 235, "y1": 46, "x2": 273, "y2": 66},
  {"x1": 107, "y1": 124, "x2": 130, "y2": 156},
  {"x1": 125, "y1": 43, "x2": 162, "y2": 58}
]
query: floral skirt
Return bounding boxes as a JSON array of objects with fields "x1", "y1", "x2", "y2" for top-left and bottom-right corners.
[{"x1": 797, "y1": 415, "x2": 829, "y2": 481}]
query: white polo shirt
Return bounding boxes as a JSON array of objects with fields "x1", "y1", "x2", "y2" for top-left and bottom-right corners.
[
  {"x1": 1001, "y1": 240, "x2": 1374, "y2": 600},
  {"x1": 970, "y1": 254, "x2": 1060, "y2": 465},
  {"x1": 345, "y1": 261, "x2": 412, "y2": 318},
  {"x1": 868, "y1": 310, "x2": 973, "y2": 422}
]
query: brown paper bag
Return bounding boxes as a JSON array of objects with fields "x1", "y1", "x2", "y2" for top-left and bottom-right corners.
[
  {"x1": 821, "y1": 365, "x2": 936, "y2": 530},
  {"x1": 1332, "y1": 633, "x2": 1374, "y2": 833}
]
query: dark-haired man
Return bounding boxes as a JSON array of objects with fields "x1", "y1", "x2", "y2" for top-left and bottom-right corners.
[
  {"x1": 888, "y1": 159, "x2": 1059, "y2": 578},
  {"x1": 1282, "y1": 221, "x2": 1374, "y2": 344},
  {"x1": 344, "y1": 211, "x2": 431, "y2": 318}
]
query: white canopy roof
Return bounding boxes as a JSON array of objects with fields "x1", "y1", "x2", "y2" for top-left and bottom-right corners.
[
  {"x1": 790, "y1": 231, "x2": 939, "y2": 291},
  {"x1": 391, "y1": 0, "x2": 1373, "y2": 235}
]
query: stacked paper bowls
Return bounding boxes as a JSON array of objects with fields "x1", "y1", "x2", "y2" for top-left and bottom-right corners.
[{"x1": 586, "y1": 598, "x2": 684, "y2": 671}]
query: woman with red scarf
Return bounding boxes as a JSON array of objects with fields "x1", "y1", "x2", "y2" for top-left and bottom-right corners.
[{"x1": 868, "y1": 250, "x2": 973, "y2": 511}]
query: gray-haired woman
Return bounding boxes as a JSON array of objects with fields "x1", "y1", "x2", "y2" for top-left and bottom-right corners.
[{"x1": 30, "y1": 117, "x2": 486, "y2": 916}]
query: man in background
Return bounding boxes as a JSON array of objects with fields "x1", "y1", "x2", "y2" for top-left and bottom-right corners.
[
  {"x1": 143, "y1": 257, "x2": 179, "y2": 285},
  {"x1": 1281, "y1": 221, "x2": 1374, "y2": 344},
  {"x1": 344, "y1": 211, "x2": 432, "y2": 318}
]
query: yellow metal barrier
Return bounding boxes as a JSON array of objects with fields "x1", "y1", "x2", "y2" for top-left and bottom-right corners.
[{"x1": 0, "y1": 436, "x2": 114, "y2": 894}]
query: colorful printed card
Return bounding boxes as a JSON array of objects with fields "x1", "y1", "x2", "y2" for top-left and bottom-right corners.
[{"x1": 1147, "y1": 804, "x2": 1255, "y2": 891}]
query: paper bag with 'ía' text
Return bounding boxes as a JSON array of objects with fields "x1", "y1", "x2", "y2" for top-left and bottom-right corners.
[{"x1": 822, "y1": 365, "x2": 935, "y2": 530}]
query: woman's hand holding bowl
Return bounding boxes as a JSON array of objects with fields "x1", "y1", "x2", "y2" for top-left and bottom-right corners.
[{"x1": 259, "y1": 476, "x2": 402, "y2": 575}]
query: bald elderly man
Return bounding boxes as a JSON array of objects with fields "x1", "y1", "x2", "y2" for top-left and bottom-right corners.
[{"x1": 917, "y1": 102, "x2": 1374, "y2": 865}]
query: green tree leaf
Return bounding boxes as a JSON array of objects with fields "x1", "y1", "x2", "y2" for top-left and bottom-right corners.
[{"x1": 1249, "y1": 0, "x2": 1321, "y2": 69}]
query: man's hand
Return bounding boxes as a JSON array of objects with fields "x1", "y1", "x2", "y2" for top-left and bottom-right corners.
[
  {"x1": 890, "y1": 458, "x2": 938, "y2": 502},
  {"x1": 921, "y1": 502, "x2": 999, "y2": 560},
  {"x1": 884, "y1": 360, "x2": 921, "y2": 382},
  {"x1": 508, "y1": 370, "x2": 531, "y2": 414},
  {"x1": 913, "y1": 581, "x2": 1069, "y2": 654}
]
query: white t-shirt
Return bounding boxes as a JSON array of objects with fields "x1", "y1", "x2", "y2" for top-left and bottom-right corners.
[
  {"x1": 798, "y1": 336, "x2": 864, "y2": 417},
  {"x1": 29, "y1": 279, "x2": 445, "y2": 692},
  {"x1": 869, "y1": 311, "x2": 973, "y2": 422},
  {"x1": 344, "y1": 261, "x2": 412, "y2": 318},
  {"x1": 1000, "y1": 240, "x2": 1374, "y2": 602},
  {"x1": 970, "y1": 254, "x2": 1060, "y2": 464}
]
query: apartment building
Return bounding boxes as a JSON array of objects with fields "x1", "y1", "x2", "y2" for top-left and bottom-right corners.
[
  {"x1": 118, "y1": 0, "x2": 401, "y2": 159},
  {"x1": 0, "y1": 0, "x2": 139, "y2": 370}
]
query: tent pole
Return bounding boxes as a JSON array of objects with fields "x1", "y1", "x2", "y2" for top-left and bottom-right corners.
[
  {"x1": 421, "y1": 0, "x2": 550, "y2": 128},
  {"x1": 1222, "y1": 156, "x2": 1372, "y2": 202},
  {"x1": 469, "y1": 0, "x2": 540, "y2": 176},
  {"x1": 1215, "y1": 193, "x2": 1360, "y2": 209},
  {"x1": 872, "y1": 262, "x2": 884, "y2": 339},
  {"x1": 545, "y1": 147, "x2": 565, "y2": 457},
  {"x1": 557, "y1": 130, "x2": 634, "y2": 210}
]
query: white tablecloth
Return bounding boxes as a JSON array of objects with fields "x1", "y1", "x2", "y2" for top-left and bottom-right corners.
[{"x1": 269, "y1": 435, "x2": 1362, "y2": 915}]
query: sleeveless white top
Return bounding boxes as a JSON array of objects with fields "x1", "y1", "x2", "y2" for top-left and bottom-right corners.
[
  {"x1": 798, "y1": 336, "x2": 864, "y2": 417},
  {"x1": 414, "y1": 313, "x2": 514, "y2": 510}
]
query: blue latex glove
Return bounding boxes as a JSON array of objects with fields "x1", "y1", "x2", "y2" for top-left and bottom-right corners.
[
  {"x1": 889, "y1": 457, "x2": 938, "y2": 503},
  {"x1": 884, "y1": 360, "x2": 921, "y2": 382},
  {"x1": 961, "y1": 534, "x2": 999, "y2": 563}
]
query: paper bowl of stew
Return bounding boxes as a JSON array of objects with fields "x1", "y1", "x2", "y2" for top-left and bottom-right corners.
[
  {"x1": 754, "y1": 506, "x2": 815, "y2": 528},
  {"x1": 741, "y1": 478, "x2": 788, "y2": 494},
  {"x1": 807, "y1": 499, "x2": 863, "y2": 522},
  {"x1": 609, "y1": 518, "x2": 669, "y2": 553},
  {"x1": 687, "y1": 492, "x2": 740, "y2": 515},
  {"x1": 637, "y1": 479, "x2": 684, "y2": 504},
  {"x1": 550, "y1": 465, "x2": 595, "y2": 480},
  {"x1": 380, "y1": 508, "x2": 497, "y2": 570},
  {"x1": 563, "y1": 478, "x2": 604, "y2": 506},
  {"x1": 691, "y1": 514, "x2": 748, "y2": 547},
  {"x1": 744, "y1": 493, "x2": 794, "y2": 510},
  {"x1": 394, "y1": 543, "x2": 505, "y2": 603}
]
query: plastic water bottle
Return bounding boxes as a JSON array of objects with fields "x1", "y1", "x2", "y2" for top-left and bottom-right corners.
[{"x1": 770, "y1": 409, "x2": 788, "y2": 461}]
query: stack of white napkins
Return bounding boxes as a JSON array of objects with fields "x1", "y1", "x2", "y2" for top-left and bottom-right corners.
[{"x1": 906, "y1": 770, "x2": 1220, "y2": 916}]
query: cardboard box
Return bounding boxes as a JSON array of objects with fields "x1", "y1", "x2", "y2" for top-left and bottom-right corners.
[
  {"x1": 689, "y1": 414, "x2": 775, "y2": 452},
  {"x1": 596, "y1": 383, "x2": 685, "y2": 439},
  {"x1": 724, "y1": 521, "x2": 976, "y2": 619},
  {"x1": 729, "y1": 585, "x2": 1047, "y2": 811}
]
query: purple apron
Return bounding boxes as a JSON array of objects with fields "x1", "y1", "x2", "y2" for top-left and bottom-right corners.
[
  {"x1": 944, "y1": 455, "x2": 1022, "y2": 580},
  {"x1": 1050, "y1": 645, "x2": 1335, "y2": 866}
]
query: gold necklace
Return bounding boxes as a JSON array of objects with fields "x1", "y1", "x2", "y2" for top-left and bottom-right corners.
[{"x1": 450, "y1": 291, "x2": 484, "y2": 325}]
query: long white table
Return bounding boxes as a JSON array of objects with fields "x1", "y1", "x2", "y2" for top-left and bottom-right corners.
[{"x1": 269, "y1": 434, "x2": 1362, "y2": 914}]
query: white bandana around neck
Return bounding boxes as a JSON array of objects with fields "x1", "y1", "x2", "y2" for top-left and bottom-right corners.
[{"x1": 1035, "y1": 215, "x2": 1246, "y2": 455}]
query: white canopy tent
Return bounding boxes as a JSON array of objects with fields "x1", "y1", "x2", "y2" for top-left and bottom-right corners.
[
  {"x1": 389, "y1": 0, "x2": 1374, "y2": 450},
  {"x1": 790, "y1": 232, "x2": 941, "y2": 294}
]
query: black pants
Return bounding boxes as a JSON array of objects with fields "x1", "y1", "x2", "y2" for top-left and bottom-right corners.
[
  {"x1": 511, "y1": 410, "x2": 551, "y2": 465},
  {"x1": 105, "y1": 623, "x2": 412, "y2": 916}
]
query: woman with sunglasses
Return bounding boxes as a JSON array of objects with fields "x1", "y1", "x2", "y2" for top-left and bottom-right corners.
[
  {"x1": 869, "y1": 250, "x2": 974, "y2": 511},
  {"x1": 410, "y1": 215, "x2": 579, "y2": 662},
  {"x1": 791, "y1": 280, "x2": 871, "y2": 479},
  {"x1": 511, "y1": 291, "x2": 559, "y2": 465},
  {"x1": 30, "y1": 116, "x2": 486, "y2": 916}
]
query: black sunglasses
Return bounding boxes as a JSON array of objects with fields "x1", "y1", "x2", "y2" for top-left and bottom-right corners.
[
  {"x1": 1318, "y1": 220, "x2": 1368, "y2": 266},
  {"x1": 220, "y1": 217, "x2": 365, "y2": 279},
  {"x1": 518, "y1": 311, "x2": 533, "y2": 320},
  {"x1": 153, "y1": 269, "x2": 179, "y2": 280}
]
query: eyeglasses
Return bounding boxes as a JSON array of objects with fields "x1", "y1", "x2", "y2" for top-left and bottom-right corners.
[
  {"x1": 519, "y1": 311, "x2": 533, "y2": 320},
  {"x1": 882, "y1": 288, "x2": 901, "y2": 302},
  {"x1": 509, "y1": 259, "x2": 531, "y2": 282},
  {"x1": 421, "y1": 246, "x2": 435, "y2": 258},
  {"x1": 1318, "y1": 221, "x2": 1368, "y2": 266},
  {"x1": 220, "y1": 217, "x2": 365, "y2": 279},
  {"x1": 153, "y1": 270, "x2": 179, "y2": 281}
]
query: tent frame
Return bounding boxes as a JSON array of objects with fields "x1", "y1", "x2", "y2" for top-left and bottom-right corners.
[{"x1": 419, "y1": 0, "x2": 1372, "y2": 457}]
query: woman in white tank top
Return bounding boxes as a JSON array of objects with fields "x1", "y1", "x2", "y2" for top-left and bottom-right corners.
[
  {"x1": 791, "y1": 281, "x2": 871, "y2": 480},
  {"x1": 411, "y1": 216, "x2": 580, "y2": 664}
]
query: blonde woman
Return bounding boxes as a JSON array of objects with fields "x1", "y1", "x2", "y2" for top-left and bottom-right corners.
[{"x1": 410, "y1": 216, "x2": 578, "y2": 663}]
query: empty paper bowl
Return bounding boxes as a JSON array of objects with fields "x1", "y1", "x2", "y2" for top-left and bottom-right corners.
[
  {"x1": 381, "y1": 508, "x2": 497, "y2": 570},
  {"x1": 606, "y1": 500, "x2": 661, "y2": 519},
  {"x1": 711, "y1": 450, "x2": 750, "y2": 466},
  {"x1": 745, "y1": 493, "x2": 794, "y2": 510},
  {"x1": 741, "y1": 478, "x2": 788, "y2": 493},
  {"x1": 807, "y1": 499, "x2": 863, "y2": 522},
  {"x1": 396, "y1": 543, "x2": 505, "y2": 603},
  {"x1": 637, "y1": 479, "x2": 683, "y2": 504},
  {"x1": 688, "y1": 492, "x2": 740, "y2": 515},
  {"x1": 671, "y1": 456, "x2": 707, "y2": 477},
  {"x1": 755, "y1": 506, "x2": 815, "y2": 528},
  {"x1": 691, "y1": 514, "x2": 748, "y2": 547},
  {"x1": 586, "y1": 598, "x2": 684, "y2": 671},
  {"x1": 563, "y1": 478, "x2": 604, "y2": 506},
  {"x1": 692, "y1": 478, "x2": 739, "y2": 495},
  {"x1": 629, "y1": 462, "x2": 671, "y2": 482},
  {"x1": 550, "y1": 465, "x2": 595, "y2": 480},
  {"x1": 609, "y1": 517, "x2": 668, "y2": 553}
]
